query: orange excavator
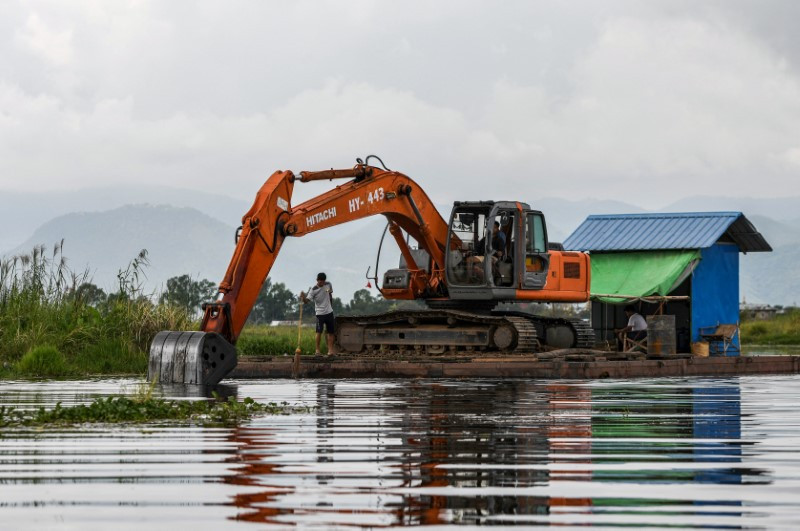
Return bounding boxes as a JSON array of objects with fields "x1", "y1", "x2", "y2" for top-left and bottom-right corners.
[{"x1": 148, "y1": 157, "x2": 592, "y2": 385}]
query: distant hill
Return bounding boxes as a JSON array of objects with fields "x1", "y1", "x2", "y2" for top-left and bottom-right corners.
[
  {"x1": 662, "y1": 196, "x2": 800, "y2": 222},
  {"x1": 746, "y1": 216, "x2": 800, "y2": 248},
  {"x1": 739, "y1": 216, "x2": 800, "y2": 306},
  {"x1": 532, "y1": 197, "x2": 645, "y2": 242},
  {"x1": 740, "y1": 244, "x2": 800, "y2": 307},
  {"x1": 7, "y1": 205, "x2": 237, "y2": 294},
  {"x1": 4, "y1": 204, "x2": 397, "y2": 301},
  {"x1": 2, "y1": 194, "x2": 799, "y2": 305},
  {"x1": 0, "y1": 185, "x2": 249, "y2": 251}
]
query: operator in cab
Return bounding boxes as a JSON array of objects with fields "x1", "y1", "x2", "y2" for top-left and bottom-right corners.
[
  {"x1": 467, "y1": 220, "x2": 506, "y2": 280},
  {"x1": 301, "y1": 272, "x2": 337, "y2": 356},
  {"x1": 479, "y1": 220, "x2": 507, "y2": 259}
]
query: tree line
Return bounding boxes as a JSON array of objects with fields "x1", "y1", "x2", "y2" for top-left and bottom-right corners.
[
  {"x1": 73, "y1": 274, "x2": 421, "y2": 324},
  {"x1": 75, "y1": 272, "x2": 589, "y2": 324}
]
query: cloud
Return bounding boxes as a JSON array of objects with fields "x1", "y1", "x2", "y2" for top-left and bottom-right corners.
[
  {"x1": 14, "y1": 12, "x2": 74, "y2": 66},
  {"x1": 783, "y1": 147, "x2": 800, "y2": 168},
  {"x1": 1, "y1": 2, "x2": 799, "y2": 209},
  {"x1": 481, "y1": 16, "x2": 800, "y2": 202}
]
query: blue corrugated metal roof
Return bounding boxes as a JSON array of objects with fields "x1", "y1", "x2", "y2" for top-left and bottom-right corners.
[{"x1": 563, "y1": 212, "x2": 772, "y2": 252}]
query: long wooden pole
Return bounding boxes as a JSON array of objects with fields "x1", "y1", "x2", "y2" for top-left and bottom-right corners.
[
  {"x1": 295, "y1": 300, "x2": 304, "y2": 354},
  {"x1": 292, "y1": 296, "x2": 304, "y2": 378}
]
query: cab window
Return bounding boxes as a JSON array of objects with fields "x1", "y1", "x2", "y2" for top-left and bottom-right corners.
[
  {"x1": 526, "y1": 213, "x2": 546, "y2": 253},
  {"x1": 447, "y1": 209, "x2": 488, "y2": 286}
]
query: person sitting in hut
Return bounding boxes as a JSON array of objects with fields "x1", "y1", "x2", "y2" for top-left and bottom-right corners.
[{"x1": 615, "y1": 305, "x2": 647, "y2": 351}]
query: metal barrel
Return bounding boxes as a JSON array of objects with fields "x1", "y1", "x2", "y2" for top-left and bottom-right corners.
[
  {"x1": 646, "y1": 315, "x2": 676, "y2": 355},
  {"x1": 148, "y1": 331, "x2": 237, "y2": 385}
]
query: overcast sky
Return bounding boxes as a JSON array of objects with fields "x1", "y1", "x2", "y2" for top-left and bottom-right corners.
[{"x1": 2, "y1": 0, "x2": 799, "y2": 208}]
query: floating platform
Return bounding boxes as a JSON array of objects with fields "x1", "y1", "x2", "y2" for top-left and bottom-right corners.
[{"x1": 230, "y1": 350, "x2": 800, "y2": 379}]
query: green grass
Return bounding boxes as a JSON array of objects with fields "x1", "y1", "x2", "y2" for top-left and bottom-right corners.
[
  {"x1": 0, "y1": 244, "x2": 335, "y2": 377},
  {"x1": 15, "y1": 345, "x2": 68, "y2": 377},
  {"x1": 741, "y1": 309, "x2": 800, "y2": 345},
  {"x1": 70, "y1": 338, "x2": 149, "y2": 375},
  {"x1": 237, "y1": 325, "x2": 327, "y2": 356},
  {"x1": 0, "y1": 394, "x2": 309, "y2": 427},
  {"x1": 0, "y1": 245, "x2": 194, "y2": 378}
]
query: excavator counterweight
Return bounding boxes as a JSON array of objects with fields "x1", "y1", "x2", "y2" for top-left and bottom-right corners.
[{"x1": 148, "y1": 159, "x2": 591, "y2": 385}]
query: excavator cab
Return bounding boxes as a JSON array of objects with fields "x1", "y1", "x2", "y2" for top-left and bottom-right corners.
[{"x1": 445, "y1": 201, "x2": 551, "y2": 301}]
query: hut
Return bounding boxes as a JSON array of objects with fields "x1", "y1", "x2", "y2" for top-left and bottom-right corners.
[{"x1": 563, "y1": 212, "x2": 772, "y2": 354}]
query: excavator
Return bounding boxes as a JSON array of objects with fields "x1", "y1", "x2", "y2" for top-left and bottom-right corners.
[{"x1": 148, "y1": 157, "x2": 593, "y2": 385}]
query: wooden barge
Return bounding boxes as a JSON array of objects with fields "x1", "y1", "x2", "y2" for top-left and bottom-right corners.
[{"x1": 230, "y1": 351, "x2": 800, "y2": 379}]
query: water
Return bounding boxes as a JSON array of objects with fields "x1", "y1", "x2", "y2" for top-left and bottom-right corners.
[
  {"x1": 743, "y1": 344, "x2": 800, "y2": 356},
  {"x1": 2, "y1": 376, "x2": 800, "y2": 528}
]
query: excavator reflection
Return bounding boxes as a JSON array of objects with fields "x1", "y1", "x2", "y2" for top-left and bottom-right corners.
[{"x1": 218, "y1": 380, "x2": 751, "y2": 526}]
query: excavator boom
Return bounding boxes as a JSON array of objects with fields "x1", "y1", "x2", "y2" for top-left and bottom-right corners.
[{"x1": 149, "y1": 163, "x2": 451, "y2": 385}]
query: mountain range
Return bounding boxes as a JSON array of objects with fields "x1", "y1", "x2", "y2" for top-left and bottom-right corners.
[{"x1": 2, "y1": 186, "x2": 799, "y2": 305}]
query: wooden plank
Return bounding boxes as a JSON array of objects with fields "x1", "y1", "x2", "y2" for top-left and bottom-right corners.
[{"x1": 231, "y1": 355, "x2": 800, "y2": 380}]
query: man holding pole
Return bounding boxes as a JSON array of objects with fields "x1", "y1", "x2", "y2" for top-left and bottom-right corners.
[{"x1": 300, "y1": 272, "x2": 336, "y2": 356}]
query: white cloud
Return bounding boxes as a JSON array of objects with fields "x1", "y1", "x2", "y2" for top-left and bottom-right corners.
[
  {"x1": 783, "y1": 147, "x2": 800, "y2": 168},
  {"x1": 14, "y1": 12, "x2": 74, "y2": 66},
  {"x1": 1, "y1": 2, "x2": 800, "y2": 208},
  {"x1": 480, "y1": 16, "x2": 800, "y2": 203}
]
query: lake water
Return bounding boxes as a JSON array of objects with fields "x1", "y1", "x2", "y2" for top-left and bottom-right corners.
[{"x1": 2, "y1": 375, "x2": 800, "y2": 529}]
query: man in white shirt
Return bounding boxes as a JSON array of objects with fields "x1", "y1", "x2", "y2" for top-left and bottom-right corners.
[
  {"x1": 300, "y1": 272, "x2": 336, "y2": 356},
  {"x1": 615, "y1": 305, "x2": 647, "y2": 351}
]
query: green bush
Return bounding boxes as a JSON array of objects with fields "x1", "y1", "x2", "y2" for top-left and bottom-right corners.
[
  {"x1": 744, "y1": 322, "x2": 768, "y2": 336},
  {"x1": 16, "y1": 345, "x2": 68, "y2": 377}
]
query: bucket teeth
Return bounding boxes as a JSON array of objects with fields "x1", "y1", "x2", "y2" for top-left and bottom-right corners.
[{"x1": 148, "y1": 331, "x2": 237, "y2": 385}]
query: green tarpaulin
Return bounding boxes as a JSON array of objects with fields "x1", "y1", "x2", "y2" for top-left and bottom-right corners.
[{"x1": 590, "y1": 251, "x2": 700, "y2": 303}]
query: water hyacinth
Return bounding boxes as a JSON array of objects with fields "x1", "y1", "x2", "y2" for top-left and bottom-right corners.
[{"x1": 0, "y1": 395, "x2": 309, "y2": 427}]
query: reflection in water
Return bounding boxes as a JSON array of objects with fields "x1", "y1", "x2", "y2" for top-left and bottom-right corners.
[
  {"x1": 221, "y1": 379, "x2": 779, "y2": 527},
  {"x1": 1, "y1": 377, "x2": 799, "y2": 528}
]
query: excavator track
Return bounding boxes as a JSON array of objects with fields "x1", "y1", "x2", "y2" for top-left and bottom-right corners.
[
  {"x1": 336, "y1": 309, "x2": 593, "y2": 356},
  {"x1": 567, "y1": 317, "x2": 596, "y2": 349},
  {"x1": 496, "y1": 311, "x2": 595, "y2": 350}
]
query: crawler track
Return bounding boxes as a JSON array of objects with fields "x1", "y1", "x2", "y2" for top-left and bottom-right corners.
[{"x1": 335, "y1": 309, "x2": 593, "y2": 356}]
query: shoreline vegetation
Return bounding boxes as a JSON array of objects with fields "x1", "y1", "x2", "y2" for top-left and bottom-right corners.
[
  {"x1": 740, "y1": 310, "x2": 800, "y2": 345},
  {"x1": 0, "y1": 244, "x2": 192, "y2": 378},
  {"x1": 1, "y1": 244, "x2": 798, "y2": 379},
  {"x1": 0, "y1": 244, "x2": 418, "y2": 378}
]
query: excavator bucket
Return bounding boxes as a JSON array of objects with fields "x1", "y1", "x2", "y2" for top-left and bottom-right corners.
[{"x1": 148, "y1": 331, "x2": 237, "y2": 385}]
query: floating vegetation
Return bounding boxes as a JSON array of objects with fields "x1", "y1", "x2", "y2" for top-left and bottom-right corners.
[{"x1": 0, "y1": 395, "x2": 309, "y2": 428}]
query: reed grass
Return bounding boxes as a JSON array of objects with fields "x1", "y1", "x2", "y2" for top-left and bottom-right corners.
[
  {"x1": 740, "y1": 309, "x2": 800, "y2": 345},
  {"x1": 0, "y1": 244, "x2": 193, "y2": 377}
]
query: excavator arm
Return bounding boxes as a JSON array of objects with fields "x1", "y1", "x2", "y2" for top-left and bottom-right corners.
[
  {"x1": 149, "y1": 163, "x2": 451, "y2": 385},
  {"x1": 203, "y1": 163, "x2": 450, "y2": 344}
]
